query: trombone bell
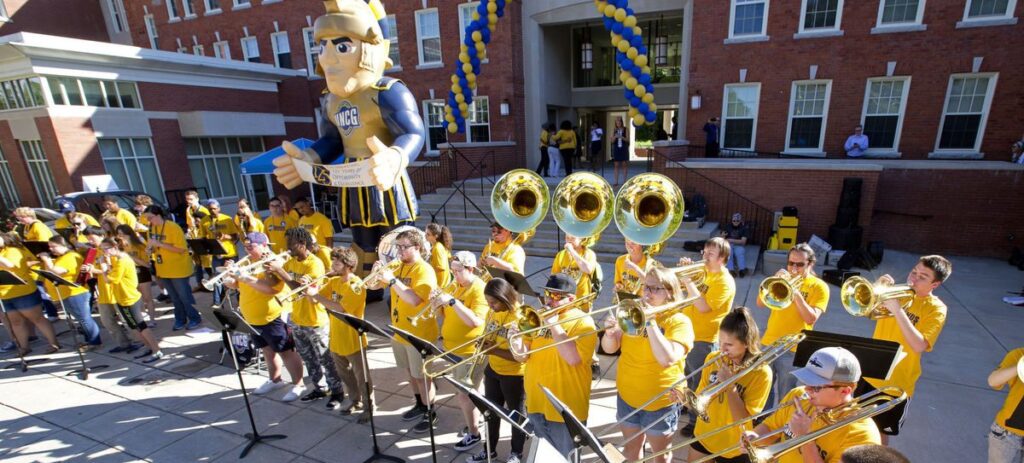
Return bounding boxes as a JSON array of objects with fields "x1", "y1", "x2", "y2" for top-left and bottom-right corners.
[{"x1": 840, "y1": 276, "x2": 914, "y2": 320}]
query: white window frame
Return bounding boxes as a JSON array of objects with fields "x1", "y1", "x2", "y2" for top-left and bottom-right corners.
[
  {"x1": 166, "y1": 0, "x2": 181, "y2": 22},
  {"x1": 385, "y1": 14, "x2": 401, "y2": 71},
  {"x1": 233, "y1": 0, "x2": 251, "y2": 10},
  {"x1": 193, "y1": 44, "x2": 205, "y2": 56},
  {"x1": 177, "y1": 46, "x2": 189, "y2": 54},
  {"x1": 182, "y1": 0, "x2": 197, "y2": 18},
  {"x1": 0, "y1": 77, "x2": 45, "y2": 110},
  {"x1": 107, "y1": 0, "x2": 127, "y2": 33},
  {"x1": 46, "y1": 77, "x2": 141, "y2": 110},
  {"x1": 271, "y1": 31, "x2": 291, "y2": 68},
  {"x1": 204, "y1": 0, "x2": 222, "y2": 14},
  {"x1": 720, "y1": 83, "x2": 761, "y2": 152},
  {"x1": 932, "y1": 72, "x2": 998, "y2": 157},
  {"x1": 859, "y1": 77, "x2": 911, "y2": 156},
  {"x1": 20, "y1": 140, "x2": 59, "y2": 208},
  {"x1": 458, "y1": 3, "x2": 488, "y2": 64},
  {"x1": 796, "y1": 0, "x2": 844, "y2": 36},
  {"x1": 784, "y1": 80, "x2": 832, "y2": 156},
  {"x1": 301, "y1": 27, "x2": 320, "y2": 77},
  {"x1": 874, "y1": 0, "x2": 926, "y2": 31},
  {"x1": 98, "y1": 138, "x2": 167, "y2": 203},
  {"x1": 0, "y1": 147, "x2": 20, "y2": 209},
  {"x1": 214, "y1": 41, "x2": 231, "y2": 60},
  {"x1": 144, "y1": 15, "x2": 158, "y2": 49},
  {"x1": 415, "y1": 8, "x2": 443, "y2": 67},
  {"x1": 963, "y1": 0, "x2": 1018, "y2": 20},
  {"x1": 727, "y1": 0, "x2": 770, "y2": 41},
  {"x1": 185, "y1": 137, "x2": 264, "y2": 202},
  {"x1": 241, "y1": 36, "x2": 260, "y2": 63},
  {"x1": 466, "y1": 97, "x2": 491, "y2": 143},
  {"x1": 422, "y1": 99, "x2": 446, "y2": 154}
]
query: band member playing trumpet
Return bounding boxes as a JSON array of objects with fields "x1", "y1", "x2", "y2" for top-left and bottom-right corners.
[
  {"x1": 614, "y1": 239, "x2": 648, "y2": 299},
  {"x1": 0, "y1": 232, "x2": 60, "y2": 355},
  {"x1": 425, "y1": 223, "x2": 452, "y2": 287},
  {"x1": 987, "y1": 347, "x2": 1024, "y2": 462},
  {"x1": 38, "y1": 236, "x2": 102, "y2": 351},
  {"x1": 481, "y1": 222, "x2": 526, "y2": 275},
  {"x1": 267, "y1": 227, "x2": 341, "y2": 403},
  {"x1": 601, "y1": 267, "x2": 694, "y2": 463},
  {"x1": 758, "y1": 243, "x2": 829, "y2": 406},
  {"x1": 304, "y1": 247, "x2": 370, "y2": 417},
  {"x1": 467, "y1": 278, "x2": 527, "y2": 463},
  {"x1": 144, "y1": 205, "x2": 202, "y2": 330},
  {"x1": 853, "y1": 255, "x2": 950, "y2": 444},
  {"x1": 687, "y1": 307, "x2": 772, "y2": 463},
  {"x1": 510, "y1": 273, "x2": 598, "y2": 457},
  {"x1": 741, "y1": 347, "x2": 881, "y2": 463},
  {"x1": 223, "y1": 232, "x2": 305, "y2": 401},
  {"x1": 373, "y1": 229, "x2": 438, "y2": 434},
  {"x1": 201, "y1": 199, "x2": 240, "y2": 309},
  {"x1": 89, "y1": 237, "x2": 164, "y2": 364},
  {"x1": 264, "y1": 197, "x2": 298, "y2": 255}
]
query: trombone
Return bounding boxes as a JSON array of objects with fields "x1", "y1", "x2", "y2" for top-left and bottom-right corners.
[
  {"x1": 508, "y1": 293, "x2": 614, "y2": 356},
  {"x1": 276, "y1": 272, "x2": 334, "y2": 305},
  {"x1": 759, "y1": 271, "x2": 805, "y2": 311},
  {"x1": 202, "y1": 251, "x2": 289, "y2": 290},
  {"x1": 616, "y1": 293, "x2": 704, "y2": 337},
  {"x1": 422, "y1": 308, "x2": 524, "y2": 380},
  {"x1": 840, "y1": 275, "x2": 914, "y2": 319},
  {"x1": 363, "y1": 258, "x2": 403, "y2": 290}
]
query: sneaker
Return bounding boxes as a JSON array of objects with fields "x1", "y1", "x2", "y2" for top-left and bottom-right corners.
[
  {"x1": 77, "y1": 344, "x2": 99, "y2": 353},
  {"x1": 45, "y1": 344, "x2": 61, "y2": 354},
  {"x1": 506, "y1": 453, "x2": 522, "y2": 463},
  {"x1": 156, "y1": 294, "x2": 171, "y2": 303},
  {"x1": 356, "y1": 410, "x2": 371, "y2": 424},
  {"x1": 591, "y1": 363, "x2": 601, "y2": 381},
  {"x1": 108, "y1": 345, "x2": 131, "y2": 354},
  {"x1": 211, "y1": 304, "x2": 221, "y2": 310},
  {"x1": 142, "y1": 351, "x2": 165, "y2": 364},
  {"x1": 412, "y1": 412, "x2": 437, "y2": 434},
  {"x1": 326, "y1": 394, "x2": 344, "y2": 410},
  {"x1": 186, "y1": 320, "x2": 202, "y2": 330},
  {"x1": 124, "y1": 343, "x2": 144, "y2": 354},
  {"x1": 1, "y1": 341, "x2": 17, "y2": 352},
  {"x1": 253, "y1": 379, "x2": 287, "y2": 396},
  {"x1": 458, "y1": 426, "x2": 469, "y2": 438},
  {"x1": 172, "y1": 323, "x2": 186, "y2": 331},
  {"x1": 466, "y1": 451, "x2": 497, "y2": 463},
  {"x1": 341, "y1": 400, "x2": 364, "y2": 416},
  {"x1": 454, "y1": 433, "x2": 481, "y2": 451},
  {"x1": 282, "y1": 384, "x2": 305, "y2": 402},
  {"x1": 133, "y1": 349, "x2": 154, "y2": 359},
  {"x1": 739, "y1": 269, "x2": 748, "y2": 278},
  {"x1": 300, "y1": 388, "x2": 327, "y2": 402},
  {"x1": 401, "y1": 403, "x2": 427, "y2": 422}
]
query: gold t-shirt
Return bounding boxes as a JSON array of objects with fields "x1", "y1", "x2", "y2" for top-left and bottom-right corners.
[
  {"x1": 23, "y1": 220, "x2": 53, "y2": 242},
  {"x1": 442, "y1": 278, "x2": 489, "y2": 356},
  {"x1": 263, "y1": 214, "x2": 298, "y2": 254},
  {"x1": 299, "y1": 212, "x2": 335, "y2": 247},
  {"x1": 238, "y1": 271, "x2": 285, "y2": 325},
  {"x1": 994, "y1": 348, "x2": 1024, "y2": 436},
  {"x1": 43, "y1": 252, "x2": 88, "y2": 301},
  {"x1": 201, "y1": 213, "x2": 240, "y2": 258},
  {"x1": 487, "y1": 307, "x2": 526, "y2": 376},
  {"x1": 763, "y1": 387, "x2": 881, "y2": 463},
  {"x1": 694, "y1": 351, "x2": 773, "y2": 457},
  {"x1": 683, "y1": 267, "x2": 736, "y2": 343},
  {"x1": 108, "y1": 254, "x2": 141, "y2": 307},
  {"x1": 617, "y1": 312, "x2": 694, "y2": 411},
  {"x1": 762, "y1": 275, "x2": 830, "y2": 350},
  {"x1": 325, "y1": 275, "x2": 368, "y2": 357},
  {"x1": 481, "y1": 240, "x2": 525, "y2": 274},
  {"x1": 523, "y1": 308, "x2": 598, "y2": 422},
  {"x1": 614, "y1": 254, "x2": 648, "y2": 296},
  {"x1": 429, "y1": 242, "x2": 452, "y2": 287},
  {"x1": 865, "y1": 294, "x2": 947, "y2": 397},
  {"x1": 150, "y1": 221, "x2": 194, "y2": 279},
  {"x1": 390, "y1": 259, "x2": 438, "y2": 345},
  {"x1": 0, "y1": 247, "x2": 37, "y2": 299},
  {"x1": 284, "y1": 254, "x2": 327, "y2": 327},
  {"x1": 551, "y1": 248, "x2": 599, "y2": 311}
]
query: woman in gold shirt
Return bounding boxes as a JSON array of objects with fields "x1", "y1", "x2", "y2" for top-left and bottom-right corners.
[
  {"x1": 550, "y1": 120, "x2": 578, "y2": 176},
  {"x1": 601, "y1": 267, "x2": 694, "y2": 463},
  {"x1": 0, "y1": 232, "x2": 59, "y2": 355},
  {"x1": 38, "y1": 236, "x2": 102, "y2": 350},
  {"x1": 425, "y1": 223, "x2": 452, "y2": 287},
  {"x1": 116, "y1": 225, "x2": 157, "y2": 326},
  {"x1": 234, "y1": 198, "x2": 265, "y2": 235},
  {"x1": 88, "y1": 237, "x2": 164, "y2": 363},
  {"x1": 614, "y1": 239, "x2": 649, "y2": 300}
]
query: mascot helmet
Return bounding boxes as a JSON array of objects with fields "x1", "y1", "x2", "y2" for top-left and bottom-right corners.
[{"x1": 314, "y1": 0, "x2": 392, "y2": 75}]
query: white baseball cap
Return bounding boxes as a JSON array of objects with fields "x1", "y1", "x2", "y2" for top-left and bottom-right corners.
[{"x1": 791, "y1": 347, "x2": 862, "y2": 386}]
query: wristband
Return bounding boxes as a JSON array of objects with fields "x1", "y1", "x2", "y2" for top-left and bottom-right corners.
[
  {"x1": 447, "y1": 297, "x2": 457, "y2": 307},
  {"x1": 388, "y1": 278, "x2": 397, "y2": 286}
]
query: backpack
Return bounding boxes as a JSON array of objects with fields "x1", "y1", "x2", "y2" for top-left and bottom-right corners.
[{"x1": 687, "y1": 194, "x2": 708, "y2": 220}]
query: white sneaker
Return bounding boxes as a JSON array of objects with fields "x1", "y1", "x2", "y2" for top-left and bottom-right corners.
[
  {"x1": 253, "y1": 379, "x2": 286, "y2": 396},
  {"x1": 281, "y1": 384, "x2": 305, "y2": 402}
]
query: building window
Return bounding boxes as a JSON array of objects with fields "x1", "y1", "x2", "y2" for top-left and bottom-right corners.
[
  {"x1": 271, "y1": 32, "x2": 291, "y2": 69},
  {"x1": 936, "y1": 73, "x2": 997, "y2": 152},
  {"x1": 182, "y1": 0, "x2": 196, "y2": 17},
  {"x1": 107, "y1": 0, "x2": 127, "y2": 33},
  {"x1": 185, "y1": 137, "x2": 265, "y2": 200},
  {"x1": 573, "y1": 17, "x2": 682, "y2": 88},
  {"x1": 98, "y1": 138, "x2": 166, "y2": 203},
  {"x1": 166, "y1": 0, "x2": 180, "y2": 20},
  {"x1": 799, "y1": 0, "x2": 843, "y2": 32},
  {"x1": 423, "y1": 100, "x2": 446, "y2": 153},
  {"x1": 46, "y1": 77, "x2": 140, "y2": 109},
  {"x1": 177, "y1": 46, "x2": 189, "y2": 54},
  {"x1": 233, "y1": 0, "x2": 251, "y2": 9},
  {"x1": 730, "y1": 0, "x2": 769, "y2": 38},
  {"x1": 20, "y1": 140, "x2": 59, "y2": 208},
  {"x1": 467, "y1": 97, "x2": 490, "y2": 143},
  {"x1": 214, "y1": 41, "x2": 231, "y2": 59},
  {"x1": 878, "y1": 0, "x2": 924, "y2": 25},
  {"x1": 860, "y1": 77, "x2": 910, "y2": 153},
  {"x1": 144, "y1": 15, "x2": 158, "y2": 49},
  {"x1": 302, "y1": 27, "x2": 319, "y2": 76},
  {"x1": 965, "y1": 0, "x2": 1016, "y2": 19},
  {"x1": 205, "y1": 0, "x2": 221, "y2": 13},
  {"x1": 385, "y1": 14, "x2": 400, "y2": 69},
  {"x1": 193, "y1": 44, "x2": 204, "y2": 56},
  {"x1": 241, "y1": 36, "x2": 260, "y2": 63},
  {"x1": 0, "y1": 148, "x2": 19, "y2": 210},
  {"x1": 459, "y1": 3, "x2": 489, "y2": 64},
  {"x1": 0, "y1": 77, "x2": 45, "y2": 110},
  {"x1": 415, "y1": 8, "x2": 442, "y2": 66},
  {"x1": 785, "y1": 81, "x2": 832, "y2": 153},
  {"x1": 721, "y1": 84, "x2": 760, "y2": 151}
]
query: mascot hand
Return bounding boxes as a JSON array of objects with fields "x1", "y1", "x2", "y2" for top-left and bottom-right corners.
[
  {"x1": 272, "y1": 141, "x2": 319, "y2": 190},
  {"x1": 367, "y1": 135, "x2": 408, "y2": 192}
]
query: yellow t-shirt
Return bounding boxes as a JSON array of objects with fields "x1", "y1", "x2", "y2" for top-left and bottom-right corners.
[
  {"x1": 540, "y1": 129, "x2": 549, "y2": 148},
  {"x1": 108, "y1": 208, "x2": 138, "y2": 229},
  {"x1": 555, "y1": 129, "x2": 577, "y2": 150},
  {"x1": 523, "y1": 308, "x2": 598, "y2": 422},
  {"x1": 994, "y1": 348, "x2": 1024, "y2": 436},
  {"x1": 617, "y1": 312, "x2": 694, "y2": 410},
  {"x1": 0, "y1": 247, "x2": 37, "y2": 299},
  {"x1": 288, "y1": 209, "x2": 300, "y2": 222},
  {"x1": 551, "y1": 248, "x2": 599, "y2": 311},
  {"x1": 325, "y1": 275, "x2": 368, "y2": 357},
  {"x1": 234, "y1": 214, "x2": 265, "y2": 234},
  {"x1": 390, "y1": 259, "x2": 438, "y2": 345},
  {"x1": 683, "y1": 267, "x2": 736, "y2": 343},
  {"x1": 43, "y1": 252, "x2": 88, "y2": 301},
  {"x1": 442, "y1": 278, "x2": 489, "y2": 356},
  {"x1": 263, "y1": 214, "x2": 298, "y2": 254},
  {"x1": 238, "y1": 271, "x2": 286, "y2": 325},
  {"x1": 284, "y1": 254, "x2": 327, "y2": 327},
  {"x1": 481, "y1": 239, "x2": 525, "y2": 274},
  {"x1": 762, "y1": 275, "x2": 830, "y2": 351},
  {"x1": 184, "y1": 205, "x2": 211, "y2": 237},
  {"x1": 487, "y1": 307, "x2": 526, "y2": 376},
  {"x1": 107, "y1": 254, "x2": 141, "y2": 307},
  {"x1": 614, "y1": 254, "x2": 648, "y2": 296},
  {"x1": 54, "y1": 214, "x2": 99, "y2": 230},
  {"x1": 150, "y1": 221, "x2": 194, "y2": 279},
  {"x1": 312, "y1": 245, "x2": 332, "y2": 271},
  {"x1": 94, "y1": 249, "x2": 114, "y2": 305},
  {"x1": 126, "y1": 242, "x2": 150, "y2": 266},
  {"x1": 865, "y1": 294, "x2": 947, "y2": 397},
  {"x1": 299, "y1": 212, "x2": 335, "y2": 247},
  {"x1": 694, "y1": 351, "x2": 773, "y2": 457},
  {"x1": 429, "y1": 242, "x2": 452, "y2": 287},
  {"x1": 763, "y1": 387, "x2": 881, "y2": 463},
  {"x1": 202, "y1": 213, "x2": 240, "y2": 259},
  {"x1": 138, "y1": 214, "x2": 150, "y2": 234},
  {"x1": 23, "y1": 220, "x2": 53, "y2": 242}
]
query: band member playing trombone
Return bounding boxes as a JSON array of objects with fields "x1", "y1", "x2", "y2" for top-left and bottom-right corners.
[
  {"x1": 853, "y1": 255, "x2": 950, "y2": 443},
  {"x1": 373, "y1": 229, "x2": 438, "y2": 434},
  {"x1": 481, "y1": 222, "x2": 526, "y2": 275},
  {"x1": 986, "y1": 347, "x2": 1024, "y2": 462},
  {"x1": 758, "y1": 243, "x2": 829, "y2": 406},
  {"x1": 687, "y1": 307, "x2": 772, "y2": 463},
  {"x1": 267, "y1": 227, "x2": 342, "y2": 403},
  {"x1": 614, "y1": 239, "x2": 649, "y2": 299},
  {"x1": 223, "y1": 232, "x2": 305, "y2": 401},
  {"x1": 510, "y1": 273, "x2": 598, "y2": 457},
  {"x1": 601, "y1": 267, "x2": 694, "y2": 463},
  {"x1": 741, "y1": 347, "x2": 881, "y2": 463}
]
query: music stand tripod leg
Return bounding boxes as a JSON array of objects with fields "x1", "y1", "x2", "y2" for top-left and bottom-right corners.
[
  {"x1": 221, "y1": 328, "x2": 286, "y2": 459},
  {"x1": 55, "y1": 293, "x2": 93, "y2": 379},
  {"x1": 357, "y1": 331, "x2": 404, "y2": 463},
  {"x1": 0, "y1": 300, "x2": 32, "y2": 372}
]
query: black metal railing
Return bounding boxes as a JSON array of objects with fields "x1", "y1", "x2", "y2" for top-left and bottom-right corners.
[{"x1": 422, "y1": 145, "x2": 498, "y2": 226}]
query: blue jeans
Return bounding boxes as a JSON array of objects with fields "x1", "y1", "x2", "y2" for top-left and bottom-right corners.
[
  {"x1": 37, "y1": 282, "x2": 58, "y2": 318},
  {"x1": 529, "y1": 413, "x2": 580, "y2": 458},
  {"x1": 210, "y1": 257, "x2": 225, "y2": 306},
  {"x1": 727, "y1": 245, "x2": 747, "y2": 271},
  {"x1": 164, "y1": 277, "x2": 200, "y2": 326},
  {"x1": 61, "y1": 292, "x2": 101, "y2": 345},
  {"x1": 990, "y1": 422, "x2": 1024, "y2": 463}
]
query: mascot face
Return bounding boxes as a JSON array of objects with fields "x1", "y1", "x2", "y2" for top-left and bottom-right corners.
[{"x1": 319, "y1": 35, "x2": 381, "y2": 97}]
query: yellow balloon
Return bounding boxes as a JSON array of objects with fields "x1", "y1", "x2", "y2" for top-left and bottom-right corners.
[
  {"x1": 476, "y1": 42, "x2": 486, "y2": 52},
  {"x1": 642, "y1": 92, "x2": 655, "y2": 103},
  {"x1": 628, "y1": 107, "x2": 639, "y2": 118},
  {"x1": 463, "y1": 63, "x2": 473, "y2": 73},
  {"x1": 624, "y1": 15, "x2": 637, "y2": 28},
  {"x1": 467, "y1": 73, "x2": 477, "y2": 83},
  {"x1": 633, "y1": 114, "x2": 646, "y2": 126},
  {"x1": 617, "y1": 40, "x2": 629, "y2": 53},
  {"x1": 451, "y1": 75, "x2": 460, "y2": 84},
  {"x1": 625, "y1": 77, "x2": 638, "y2": 90},
  {"x1": 604, "y1": 5, "x2": 616, "y2": 17},
  {"x1": 489, "y1": 13, "x2": 498, "y2": 25},
  {"x1": 472, "y1": 31, "x2": 482, "y2": 42},
  {"x1": 642, "y1": 65, "x2": 651, "y2": 74},
  {"x1": 445, "y1": 114, "x2": 455, "y2": 123},
  {"x1": 648, "y1": 102, "x2": 658, "y2": 113},
  {"x1": 461, "y1": 44, "x2": 468, "y2": 53},
  {"x1": 452, "y1": 84, "x2": 461, "y2": 93},
  {"x1": 472, "y1": 12, "x2": 480, "y2": 22},
  {"x1": 448, "y1": 124, "x2": 458, "y2": 134},
  {"x1": 456, "y1": 93, "x2": 466, "y2": 103},
  {"x1": 459, "y1": 102, "x2": 469, "y2": 112},
  {"x1": 627, "y1": 47, "x2": 638, "y2": 60},
  {"x1": 487, "y1": 1, "x2": 497, "y2": 13},
  {"x1": 633, "y1": 26, "x2": 642, "y2": 36},
  {"x1": 633, "y1": 86, "x2": 646, "y2": 98},
  {"x1": 460, "y1": 52, "x2": 470, "y2": 63},
  {"x1": 614, "y1": 8, "x2": 627, "y2": 22},
  {"x1": 610, "y1": 35, "x2": 621, "y2": 47},
  {"x1": 620, "y1": 71, "x2": 631, "y2": 83},
  {"x1": 478, "y1": 49, "x2": 487, "y2": 60},
  {"x1": 635, "y1": 55, "x2": 648, "y2": 67}
]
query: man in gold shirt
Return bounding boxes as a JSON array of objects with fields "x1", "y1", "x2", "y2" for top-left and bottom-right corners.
[
  {"x1": 613, "y1": 239, "x2": 648, "y2": 299},
  {"x1": 296, "y1": 197, "x2": 335, "y2": 248},
  {"x1": 742, "y1": 347, "x2": 881, "y2": 463},
  {"x1": 102, "y1": 195, "x2": 138, "y2": 230},
  {"x1": 200, "y1": 199, "x2": 240, "y2": 309},
  {"x1": 144, "y1": 205, "x2": 202, "y2": 330},
  {"x1": 854, "y1": 255, "x2": 950, "y2": 444},
  {"x1": 182, "y1": 190, "x2": 211, "y2": 292},
  {"x1": 481, "y1": 222, "x2": 526, "y2": 275},
  {"x1": 263, "y1": 197, "x2": 298, "y2": 255},
  {"x1": 53, "y1": 199, "x2": 99, "y2": 240},
  {"x1": 510, "y1": 273, "x2": 598, "y2": 457},
  {"x1": 758, "y1": 243, "x2": 830, "y2": 406}
]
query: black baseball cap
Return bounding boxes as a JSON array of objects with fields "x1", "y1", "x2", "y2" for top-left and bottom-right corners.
[{"x1": 542, "y1": 273, "x2": 576, "y2": 294}]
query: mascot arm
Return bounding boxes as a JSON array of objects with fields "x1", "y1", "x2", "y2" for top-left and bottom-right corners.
[
  {"x1": 310, "y1": 113, "x2": 345, "y2": 165},
  {"x1": 378, "y1": 82, "x2": 426, "y2": 164}
]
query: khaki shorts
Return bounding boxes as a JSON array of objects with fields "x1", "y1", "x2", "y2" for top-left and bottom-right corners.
[
  {"x1": 451, "y1": 358, "x2": 486, "y2": 388},
  {"x1": 392, "y1": 339, "x2": 426, "y2": 379}
]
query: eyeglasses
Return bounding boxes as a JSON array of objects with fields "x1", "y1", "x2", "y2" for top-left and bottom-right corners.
[
  {"x1": 787, "y1": 261, "x2": 808, "y2": 268},
  {"x1": 643, "y1": 285, "x2": 667, "y2": 294},
  {"x1": 805, "y1": 384, "x2": 849, "y2": 393},
  {"x1": 544, "y1": 290, "x2": 566, "y2": 301},
  {"x1": 394, "y1": 243, "x2": 415, "y2": 250}
]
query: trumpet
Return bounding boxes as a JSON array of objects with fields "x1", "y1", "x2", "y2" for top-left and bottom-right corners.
[
  {"x1": 363, "y1": 259, "x2": 403, "y2": 290},
  {"x1": 668, "y1": 260, "x2": 708, "y2": 297},
  {"x1": 201, "y1": 251, "x2": 287, "y2": 290},
  {"x1": 408, "y1": 280, "x2": 458, "y2": 326},
  {"x1": 276, "y1": 272, "x2": 334, "y2": 305},
  {"x1": 840, "y1": 275, "x2": 914, "y2": 319},
  {"x1": 759, "y1": 271, "x2": 805, "y2": 311},
  {"x1": 615, "y1": 293, "x2": 704, "y2": 337}
]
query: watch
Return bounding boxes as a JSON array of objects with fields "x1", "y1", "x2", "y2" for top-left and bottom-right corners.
[
  {"x1": 388, "y1": 278, "x2": 397, "y2": 286},
  {"x1": 447, "y1": 297, "x2": 457, "y2": 307}
]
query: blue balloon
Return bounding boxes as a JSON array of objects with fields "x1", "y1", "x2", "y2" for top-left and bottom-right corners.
[
  {"x1": 477, "y1": 3, "x2": 487, "y2": 15},
  {"x1": 637, "y1": 44, "x2": 648, "y2": 55},
  {"x1": 629, "y1": 95, "x2": 641, "y2": 107},
  {"x1": 645, "y1": 83, "x2": 654, "y2": 93},
  {"x1": 472, "y1": 64, "x2": 481, "y2": 75},
  {"x1": 622, "y1": 28, "x2": 634, "y2": 40},
  {"x1": 630, "y1": 66, "x2": 642, "y2": 78},
  {"x1": 464, "y1": 36, "x2": 474, "y2": 47},
  {"x1": 630, "y1": 36, "x2": 643, "y2": 48},
  {"x1": 467, "y1": 46, "x2": 477, "y2": 57},
  {"x1": 456, "y1": 115, "x2": 465, "y2": 124},
  {"x1": 645, "y1": 112, "x2": 657, "y2": 123},
  {"x1": 482, "y1": 29, "x2": 491, "y2": 44},
  {"x1": 469, "y1": 22, "x2": 480, "y2": 32},
  {"x1": 497, "y1": 0, "x2": 506, "y2": 8},
  {"x1": 626, "y1": 7, "x2": 635, "y2": 16},
  {"x1": 612, "y1": 0, "x2": 625, "y2": 7},
  {"x1": 612, "y1": 22, "x2": 623, "y2": 34},
  {"x1": 639, "y1": 74, "x2": 652, "y2": 85},
  {"x1": 497, "y1": 8, "x2": 504, "y2": 18},
  {"x1": 621, "y1": 60, "x2": 634, "y2": 72},
  {"x1": 460, "y1": 78, "x2": 469, "y2": 89},
  {"x1": 456, "y1": 68, "x2": 465, "y2": 77}
]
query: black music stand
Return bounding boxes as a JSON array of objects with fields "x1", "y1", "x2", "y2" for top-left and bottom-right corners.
[
  {"x1": 388, "y1": 326, "x2": 443, "y2": 463},
  {"x1": 486, "y1": 268, "x2": 538, "y2": 299},
  {"x1": 210, "y1": 308, "x2": 286, "y2": 459},
  {"x1": 0, "y1": 270, "x2": 48, "y2": 372},
  {"x1": 328, "y1": 309, "x2": 404, "y2": 463},
  {"x1": 444, "y1": 377, "x2": 531, "y2": 463},
  {"x1": 21, "y1": 241, "x2": 51, "y2": 256},
  {"x1": 33, "y1": 269, "x2": 109, "y2": 379},
  {"x1": 540, "y1": 386, "x2": 615, "y2": 463},
  {"x1": 187, "y1": 238, "x2": 227, "y2": 258},
  {"x1": 794, "y1": 330, "x2": 903, "y2": 380}
]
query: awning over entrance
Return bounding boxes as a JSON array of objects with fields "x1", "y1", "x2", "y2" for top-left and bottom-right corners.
[{"x1": 240, "y1": 138, "x2": 314, "y2": 175}]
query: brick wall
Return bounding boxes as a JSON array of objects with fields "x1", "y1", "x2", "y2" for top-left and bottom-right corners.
[
  {"x1": 148, "y1": 120, "x2": 192, "y2": 191},
  {"x1": 42, "y1": 116, "x2": 106, "y2": 193},
  {"x1": 687, "y1": 1, "x2": 1024, "y2": 160},
  {"x1": 0, "y1": 0, "x2": 110, "y2": 41},
  {"x1": 0, "y1": 121, "x2": 37, "y2": 206},
  {"x1": 137, "y1": 82, "x2": 281, "y2": 113}
]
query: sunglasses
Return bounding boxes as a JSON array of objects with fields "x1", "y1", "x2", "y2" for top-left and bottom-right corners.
[
  {"x1": 544, "y1": 290, "x2": 567, "y2": 301},
  {"x1": 787, "y1": 261, "x2": 808, "y2": 268}
]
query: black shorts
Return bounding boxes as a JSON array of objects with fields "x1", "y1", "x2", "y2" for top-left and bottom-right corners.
[
  {"x1": 117, "y1": 300, "x2": 148, "y2": 332},
  {"x1": 136, "y1": 266, "x2": 153, "y2": 284},
  {"x1": 252, "y1": 318, "x2": 295, "y2": 353},
  {"x1": 855, "y1": 379, "x2": 911, "y2": 436},
  {"x1": 690, "y1": 440, "x2": 751, "y2": 463}
]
